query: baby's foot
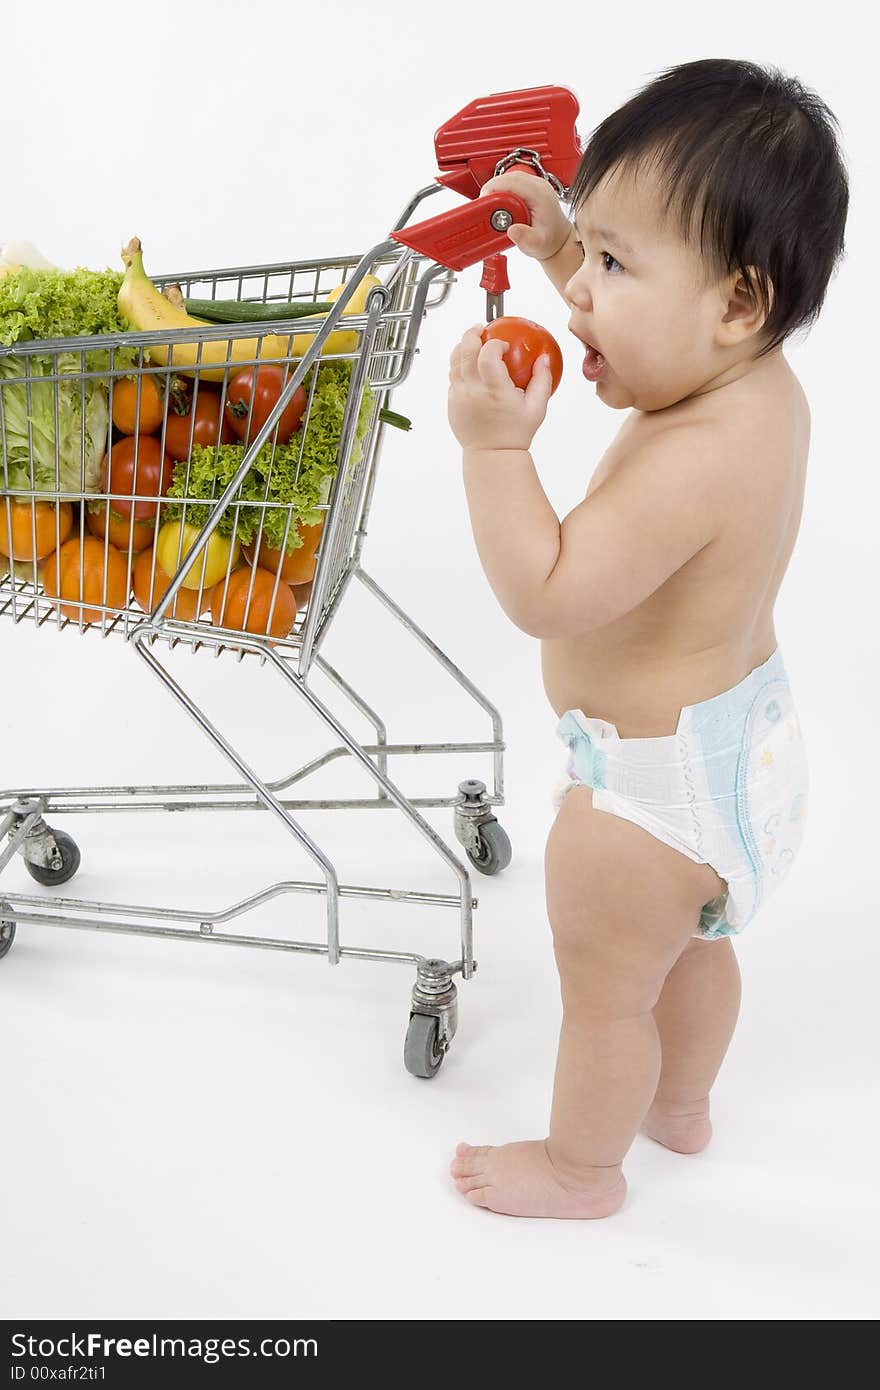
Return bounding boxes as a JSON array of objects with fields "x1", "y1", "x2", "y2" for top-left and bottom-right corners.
[
  {"x1": 640, "y1": 1103, "x2": 712, "y2": 1154},
  {"x1": 449, "y1": 1139, "x2": 627, "y2": 1219}
]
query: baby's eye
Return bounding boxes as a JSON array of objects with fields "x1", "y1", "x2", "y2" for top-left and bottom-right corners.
[{"x1": 573, "y1": 238, "x2": 624, "y2": 274}]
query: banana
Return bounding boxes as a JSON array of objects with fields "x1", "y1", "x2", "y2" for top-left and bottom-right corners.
[
  {"x1": 118, "y1": 239, "x2": 382, "y2": 381},
  {"x1": 118, "y1": 237, "x2": 296, "y2": 382}
]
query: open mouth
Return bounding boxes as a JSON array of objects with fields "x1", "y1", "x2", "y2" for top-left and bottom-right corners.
[{"x1": 582, "y1": 343, "x2": 606, "y2": 380}]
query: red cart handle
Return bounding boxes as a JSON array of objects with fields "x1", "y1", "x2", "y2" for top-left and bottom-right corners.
[
  {"x1": 391, "y1": 190, "x2": 533, "y2": 272},
  {"x1": 390, "y1": 84, "x2": 582, "y2": 272}
]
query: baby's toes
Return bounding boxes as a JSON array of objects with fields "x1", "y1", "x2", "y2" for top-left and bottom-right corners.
[
  {"x1": 450, "y1": 1144, "x2": 491, "y2": 1178},
  {"x1": 453, "y1": 1170, "x2": 489, "y2": 1193},
  {"x1": 465, "y1": 1186, "x2": 491, "y2": 1208}
]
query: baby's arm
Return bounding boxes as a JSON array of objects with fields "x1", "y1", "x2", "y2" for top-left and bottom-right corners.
[{"x1": 462, "y1": 423, "x2": 729, "y2": 638}]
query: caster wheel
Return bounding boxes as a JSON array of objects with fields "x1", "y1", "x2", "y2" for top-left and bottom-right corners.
[
  {"x1": 466, "y1": 818, "x2": 512, "y2": 876},
  {"x1": 25, "y1": 828, "x2": 81, "y2": 887},
  {"x1": 0, "y1": 920, "x2": 15, "y2": 960},
  {"x1": 404, "y1": 1013, "x2": 446, "y2": 1079}
]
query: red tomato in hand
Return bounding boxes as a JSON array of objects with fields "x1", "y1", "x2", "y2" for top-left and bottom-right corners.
[
  {"x1": 480, "y1": 317, "x2": 563, "y2": 393},
  {"x1": 224, "y1": 365, "x2": 308, "y2": 446},
  {"x1": 101, "y1": 436, "x2": 174, "y2": 520},
  {"x1": 163, "y1": 380, "x2": 235, "y2": 461}
]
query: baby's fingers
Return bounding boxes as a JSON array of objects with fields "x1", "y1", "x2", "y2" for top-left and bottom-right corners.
[{"x1": 476, "y1": 338, "x2": 510, "y2": 386}]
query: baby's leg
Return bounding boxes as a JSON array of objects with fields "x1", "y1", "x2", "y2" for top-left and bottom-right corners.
[
  {"x1": 449, "y1": 785, "x2": 723, "y2": 1218},
  {"x1": 641, "y1": 936, "x2": 742, "y2": 1153}
]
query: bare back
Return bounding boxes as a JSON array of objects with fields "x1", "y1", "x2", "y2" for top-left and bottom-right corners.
[{"x1": 541, "y1": 354, "x2": 811, "y2": 736}]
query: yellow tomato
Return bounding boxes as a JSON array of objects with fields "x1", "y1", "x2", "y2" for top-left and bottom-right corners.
[
  {"x1": 326, "y1": 273, "x2": 384, "y2": 315},
  {"x1": 288, "y1": 274, "x2": 385, "y2": 359},
  {"x1": 155, "y1": 520, "x2": 240, "y2": 591}
]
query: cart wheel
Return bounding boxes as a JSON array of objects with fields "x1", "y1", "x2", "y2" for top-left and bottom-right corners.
[
  {"x1": 25, "y1": 828, "x2": 81, "y2": 887},
  {"x1": 0, "y1": 919, "x2": 15, "y2": 961},
  {"x1": 466, "y1": 818, "x2": 512, "y2": 876},
  {"x1": 404, "y1": 1013, "x2": 446, "y2": 1079}
]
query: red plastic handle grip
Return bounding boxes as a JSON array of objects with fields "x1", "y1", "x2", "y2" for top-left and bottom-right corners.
[{"x1": 389, "y1": 191, "x2": 531, "y2": 272}]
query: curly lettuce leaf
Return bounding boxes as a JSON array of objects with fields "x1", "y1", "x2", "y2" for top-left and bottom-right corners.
[
  {"x1": 0, "y1": 266, "x2": 130, "y2": 348},
  {"x1": 164, "y1": 361, "x2": 375, "y2": 552},
  {"x1": 0, "y1": 266, "x2": 150, "y2": 494}
]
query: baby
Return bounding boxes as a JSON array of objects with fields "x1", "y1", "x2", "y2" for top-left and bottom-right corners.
[{"x1": 446, "y1": 58, "x2": 849, "y2": 1219}]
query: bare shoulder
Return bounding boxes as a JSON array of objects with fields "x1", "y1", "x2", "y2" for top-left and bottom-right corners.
[{"x1": 622, "y1": 359, "x2": 810, "y2": 522}]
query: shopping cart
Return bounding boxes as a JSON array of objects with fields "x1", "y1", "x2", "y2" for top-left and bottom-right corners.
[{"x1": 0, "y1": 85, "x2": 582, "y2": 1076}]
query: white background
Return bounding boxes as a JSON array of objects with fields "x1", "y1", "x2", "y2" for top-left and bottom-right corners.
[{"x1": 1, "y1": 0, "x2": 876, "y2": 1322}]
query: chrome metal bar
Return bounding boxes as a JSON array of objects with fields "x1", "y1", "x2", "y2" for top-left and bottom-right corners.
[
  {"x1": 1, "y1": 908, "x2": 434, "y2": 967},
  {"x1": 261, "y1": 644, "x2": 475, "y2": 979},
  {"x1": 2, "y1": 876, "x2": 475, "y2": 922},
  {"x1": 297, "y1": 272, "x2": 391, "y2": 677},
  {"x1": 0, "y1": 795, "x2": 489, "y2": 816},
  {"x1": 0, "y1": 809, "x2": 42, "y2": 874},
  {"x1": 355, "y1": 567, "x2": 505, "y2": 804},
  {"x1": 313, "y1": 654, "x2": 389, "y2": 787},
  {"x1": 0, "y1": 742, "x2": 500, "y2": 813},
  {"x1": 131, "y1": 628, "x2": 344, "y2": 965}
]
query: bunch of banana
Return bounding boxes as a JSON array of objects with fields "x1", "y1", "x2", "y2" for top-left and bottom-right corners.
[{"x1": 117, "y1": 237, "x2": 383, "y2": 382}]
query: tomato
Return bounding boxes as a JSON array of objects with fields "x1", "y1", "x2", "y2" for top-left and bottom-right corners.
[
  {"x1": 242, "y1": 520, "x2": 323, "y2": 587},
  {"x1": 224, "y1": 365, "x2": 308, "y2": 446},
  {"x1": 42, "y1": 535, "x2": 129, "y2": 624},
  {"x1": 101, "y1": 436, "x2": 174, "y2": 520},
  {"x1": 132, "y1": 548, "x2": 211, "y2": 621},
  {"x1": 155, "y1": 519, "x2": 241, "y2": 591},
  {"x1": 480, "y1": 316, "x2": 563, "y2": 394},
  {"x1": 111, "y1": 375, "x2": 166, "y2": 435},
  {"x1": 86, "y1": 503, "x2": 158, "y2": 554},
  {"x1": 211, "y1": 566, "x2": 298, "y2": 640},
  {"x1": 0, "y1": 500, "x2": 73, "y2": 560},
  {"x1": 163, "y1": 379, "x2": 235, "y2": 461}
]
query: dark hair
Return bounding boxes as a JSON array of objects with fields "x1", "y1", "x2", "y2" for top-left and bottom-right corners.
[{"x1": 567, "y1": 58, "x2": 850, "y2": 358}]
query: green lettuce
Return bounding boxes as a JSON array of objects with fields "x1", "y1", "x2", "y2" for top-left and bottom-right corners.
[
  {"x1": 0, "y1": 354, "x2": 109, "y2": 493},
  {"x1": 164, "y1": 361, "x2": 375, "y2": 552},
  {"x1": 0, "y1": 266, "x2": 140, "y2": 495},
  {"x1": 0, "y1": 266, "x2": 132, "y2": 348}
]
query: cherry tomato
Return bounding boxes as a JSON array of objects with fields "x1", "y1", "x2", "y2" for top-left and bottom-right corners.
[
  {"x1": 111, "y1": 375, "x2": 166, "y2": 436},
  {"x1": 163, "y1": 379, "x2": 236, "y2": 461},
  {"x1": 224, "y1": 365, "x2": 308, "y2": 446},
  {"x1": 101, "y1": 436, "x2": 174, "y2": 520},
  {"x1": 480, "y1": 317, "x2": 563, "y2": 394}
]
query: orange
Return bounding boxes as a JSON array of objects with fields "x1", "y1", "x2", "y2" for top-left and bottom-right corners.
[
  {"x1": 243, "y1": 520, "x2": 323, "y2": 587},
  {"x1": 211, "y1": 566, "x2": 297, "y2": 639},
  {"x1": 42, "y1": 536, "x2": 129, "y2": 624},
  {"x1": 0, "y1": 500, "x2": 73, "y2": 561},
  {"x1": 132, "y1": 548, "x2": 211, "y2": 622}
]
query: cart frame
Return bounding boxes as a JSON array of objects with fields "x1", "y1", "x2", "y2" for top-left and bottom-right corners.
[{"x1": 0, "y1": 182, "x2": 513, "y2": 1077}]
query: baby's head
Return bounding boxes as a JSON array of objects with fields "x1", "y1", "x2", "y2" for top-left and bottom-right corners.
[{"x1": 563, "y1": 58, "x2": 849, "y2": 412}]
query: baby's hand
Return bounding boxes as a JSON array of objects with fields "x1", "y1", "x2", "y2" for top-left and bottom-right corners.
[
  {"x1": 448, "y1": 324, "x2": 554, "y2": 453},
  {"x1": 479, "y1": 172, "x2": 574, "y2": 262}
]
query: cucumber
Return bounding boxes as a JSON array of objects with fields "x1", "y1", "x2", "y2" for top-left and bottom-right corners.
[
  {"x1": 185, "y1": 297, "x2": 335, "y2": 323},
  {"x1": 378, "y1": 408, "x2": 412, "y2": 431}
]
